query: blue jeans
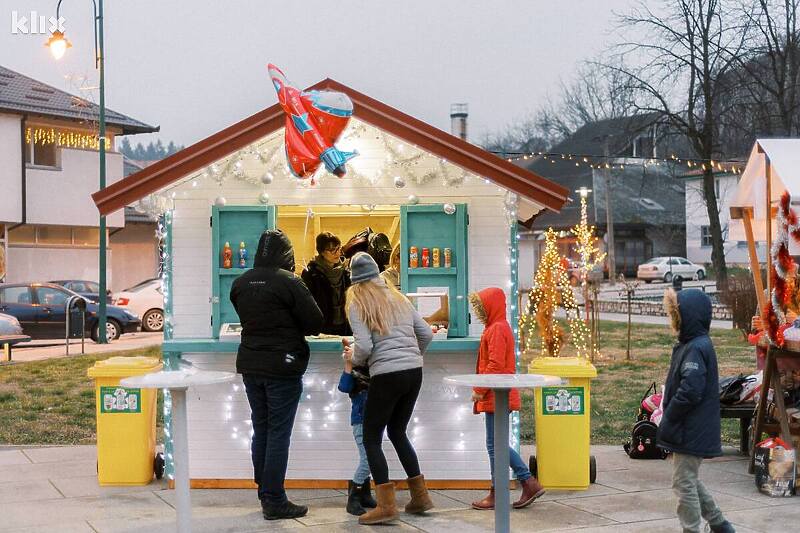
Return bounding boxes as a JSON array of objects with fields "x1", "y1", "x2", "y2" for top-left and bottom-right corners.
[
  {"x1": 352, "y1": 423, "x2": 371, "y2": 484},
  {"x1": 242, "y1": 374, "x2": 302, "y2": 504},
  {"x1": 485, "y1": 413, "x2": 531, "y2": 484}
]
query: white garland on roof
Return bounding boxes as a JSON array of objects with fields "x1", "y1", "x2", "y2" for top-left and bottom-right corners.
[{"x1": 135, "y1": 121, "x2": 481, "y2": 216}]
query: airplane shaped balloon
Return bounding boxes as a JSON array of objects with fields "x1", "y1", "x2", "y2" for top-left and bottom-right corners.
[{"x1": 268, "y1": 64, "x2": 357, "y2": 181}]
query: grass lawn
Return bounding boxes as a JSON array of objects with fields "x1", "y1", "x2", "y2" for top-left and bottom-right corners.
[
  {"x1": 0, "y1": 322, "x2": 756, "y2": 447},
  {"x1": 520, "y1": 320, "x2": 754, "y2": 447},
  {"x1": 0, "y1": 346, "x2": 162, "y2": 445}
]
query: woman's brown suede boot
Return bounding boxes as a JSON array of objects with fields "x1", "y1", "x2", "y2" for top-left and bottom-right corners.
[
  {"x1": 404, "y1": 474, "x2": 434, "y2": 514},
  {"x1": 358, "y1": 482, "x2": 399, "y2": 525}
]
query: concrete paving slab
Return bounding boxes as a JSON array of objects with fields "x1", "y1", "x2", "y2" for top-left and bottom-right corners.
[
  {"x1": 153, "y1": 487, "x2": 342, "y2": 508},
  {"x1": 22, "y1": 445, "x2": 96, "y2": 464},
  {"x1": 725, "y1": 503, "x2": 800, "y2": 532},
  {"x1": 0, "y1": 479, "x2": 62, "y2": 503},
  {"x1": 300, "y1": 522, "x2": 421, "y2": 532},
  {"x1": 709, "y1": 479, "x2": 800, "y2": 506},
  {"x1": 89, "y1": 504, "x2": 306, "y2": 533},
  {"x1": 1, "y1": 492, "x2": 174, "y2": 530},
  {"x1": 401, "y1": 500, "x2": 615, "y2": 532},
  {"x1": 0, "y1": 522, "x2": 96, "y2": 533},
  {"x1": 568, "y1": 517, "x2": 762, "y2": 533},
  {"x1": 292, "y1": 495, "x2": 354, "y2": 526},
  {"x1": 592, "y1": 467, "x2": 674, "y2": 491},
  {"x1": 50, "y1": 475, "x2": 163, "y2": 498},
  {"x1": 563, "y1": 487, "x2": 761, "y2": 523},
  {"x1": 0, "y1": 449, "x2": 32, "y2": 466},
  {"x1": 0, "y1": 459, "x2": 97, "y2": 483},
  {"x1": 395, "y1": 488, "x2": 471, "y2": 512}
]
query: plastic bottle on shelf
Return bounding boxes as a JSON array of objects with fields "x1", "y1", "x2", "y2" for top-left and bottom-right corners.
[
  {"x1": 238, "y1": 241, "x2": 248, "y2": 268},
  {"x1": 222, "y1": 242, "x2": 233, "y2": 269}
]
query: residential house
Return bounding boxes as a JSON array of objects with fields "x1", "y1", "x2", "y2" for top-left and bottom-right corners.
[
  {"x1": 0, "y1": 65, "x2": 158, "y2": 289},
  {"x1": 681, "y1": 168, "x2": 765, "y2": 267},
  {"x1": 517, "y1": 114, "x2": 687, "y2": 282}
]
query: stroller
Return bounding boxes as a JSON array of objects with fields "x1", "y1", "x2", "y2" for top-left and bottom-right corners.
[{"x1": 623, "y1": 382, "x2": 669, "y2": 460}]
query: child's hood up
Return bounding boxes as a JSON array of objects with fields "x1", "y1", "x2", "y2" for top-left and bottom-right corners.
[
  {"x1": 470, "y1": 287, "x2": 507, "y2": 326},
  {"x1": 664, "y1": 288, "x2": 712, "y2": 343}
]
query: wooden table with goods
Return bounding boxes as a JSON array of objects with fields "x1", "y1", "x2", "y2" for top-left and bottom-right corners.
[{"x1": 749, "y1": 346, "x2": 800, "y2": 473}]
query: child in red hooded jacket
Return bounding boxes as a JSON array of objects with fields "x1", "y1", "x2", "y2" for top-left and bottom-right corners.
[{"x1": 469, "y1": 287, "x2": 545, "y2": 511}]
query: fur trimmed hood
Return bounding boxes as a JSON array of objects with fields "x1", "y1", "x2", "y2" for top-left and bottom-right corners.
[{"x1": 663, "y1": 288, "x2": 712, "y2": 343}]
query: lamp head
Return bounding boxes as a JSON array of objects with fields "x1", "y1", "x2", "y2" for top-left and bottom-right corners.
[
  {"x1": 46, "y1": 31, "x2": 71, "y2": 60},
  {"x1": 576, "y1": 187, "x2": 592, "y2": 198}
]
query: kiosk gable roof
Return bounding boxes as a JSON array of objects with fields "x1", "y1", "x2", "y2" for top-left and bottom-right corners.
[
  {"x1": 731, "y1": 138, "x2": 800, "y2": 220},
  {"x1": 91, "y1": 79, "x2": 569, "y2": 216}
]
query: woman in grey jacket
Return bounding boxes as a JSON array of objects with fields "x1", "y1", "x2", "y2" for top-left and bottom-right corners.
[{"x1": 343, "y1": 252, "x2": 434, "y2": 525}]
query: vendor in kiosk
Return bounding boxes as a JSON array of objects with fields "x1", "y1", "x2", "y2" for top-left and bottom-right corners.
[{"x1": 301, "y1": 232, "x2": 351, "y2": 336}]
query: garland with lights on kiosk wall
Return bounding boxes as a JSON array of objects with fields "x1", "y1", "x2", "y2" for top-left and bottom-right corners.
[{"x1": 25, "y1": 126, "x2": 110, "y2": 151}]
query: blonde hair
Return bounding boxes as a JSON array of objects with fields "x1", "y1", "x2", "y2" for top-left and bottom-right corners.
[
  {"x1": 389, "y1": 244, "x2": 401, "y2": 270},
  {"x1": 346, "y1": 278, "x2": 411, "y2": 335}
]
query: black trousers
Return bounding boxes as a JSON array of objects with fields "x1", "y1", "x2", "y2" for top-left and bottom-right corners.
[
  {"x1": 362, "y1": 367, "x2": 423, "y2": 484},
  {"x1": 242, "y1": 374, "x2": 302, "y2": 504}
]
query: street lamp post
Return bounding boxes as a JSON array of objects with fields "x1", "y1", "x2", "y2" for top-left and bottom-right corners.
[{"x1": 46, "y1": 0, "x2": 108, "y2": 343}]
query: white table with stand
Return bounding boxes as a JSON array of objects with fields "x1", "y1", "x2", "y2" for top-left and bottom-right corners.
[
  {"x1": 444, "y1": 374, "x2": 563, "y2": 533},
  {"x1": 121, "y1": 367, "x2": 235, "y2": 533}
]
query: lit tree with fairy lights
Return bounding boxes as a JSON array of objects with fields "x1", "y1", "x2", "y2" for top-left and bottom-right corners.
[
  {"x1": 521, "y1": 228, "x2": 590, "y2": 358},
  {"x1": 572, "y1": 189, "x2": 605, "y2": 358}
]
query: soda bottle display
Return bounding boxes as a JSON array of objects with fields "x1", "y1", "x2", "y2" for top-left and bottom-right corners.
[
  {"x1": 421, "y1": 248, "x2": 430, "y2": 268},
  {"x1": 238, "y1": 241, "x2": 248, "y2": 268},
  {"x1": 222, "y1": 242, "x2": 233, "y2": 269},
  {"x1": 409, "y1": 246, "x2": 419, "y2": 268}
]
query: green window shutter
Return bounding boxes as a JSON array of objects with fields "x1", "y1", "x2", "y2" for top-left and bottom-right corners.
[
  {"x1": 400, "y1": 204, "x2": 469, "y2": 337},
  {"x1": 211, "y1": 205, "x2": 275, "y2": 338}
]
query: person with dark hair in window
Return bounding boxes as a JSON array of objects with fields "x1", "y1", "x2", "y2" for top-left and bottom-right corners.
[{"x1": 302, "y1": 232, "x2": 351, "y2": 335}]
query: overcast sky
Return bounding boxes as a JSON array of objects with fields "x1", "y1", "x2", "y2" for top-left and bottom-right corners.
[{"x1": 3, "y1": 0, "x2": 635, "y2": 147}]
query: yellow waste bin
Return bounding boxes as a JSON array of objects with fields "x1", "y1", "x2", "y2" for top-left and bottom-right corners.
[
  {"x1": 529, "y1": 356, "x2": 597, "y2": 490},
  {"x1": 88, "y1": 356, "x2": 163, "y2": 485}
]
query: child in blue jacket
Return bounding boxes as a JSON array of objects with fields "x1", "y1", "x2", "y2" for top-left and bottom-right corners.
[{"x1": 339, "y1": 339, "x2": 377, "y2": 516}]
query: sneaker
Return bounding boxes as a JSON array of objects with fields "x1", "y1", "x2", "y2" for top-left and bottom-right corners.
[{"x1": 261, "y1": 500, "x2": 309, "y2": 520}]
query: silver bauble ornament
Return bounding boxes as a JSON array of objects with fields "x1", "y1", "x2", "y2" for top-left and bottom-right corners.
[
  {"x1": 444, "y1": 203, "x2": 456, "y2": 215},
  {"x1": 261, "y1": 172, "x2": 274, "y2": 185},
  {"x1": 393, "y1": 176, "x2": 406, "y2": 189},
  {"x1": 258, "y1": 192, "x2": 270, "y2": 204},
  {"x1": 407, "y1": 194, "x2": 420, "y2": 205},
  {"x1": 214, "y1": 196, "x2": 227, "y2": 207}
]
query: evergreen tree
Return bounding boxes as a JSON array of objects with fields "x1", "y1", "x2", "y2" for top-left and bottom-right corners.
[
  {"x1": 166, "y1": 141, "x2": 177, "y2": 155},
  {"x1": 154, "y1": 139, "x2": 166, "y2": 158},
  {"x1": 119, "y1": 138, "x2": 133, "y2": 158},
  {"x1": 133, "y1": 142, "x2": 146, "y2": 160}
]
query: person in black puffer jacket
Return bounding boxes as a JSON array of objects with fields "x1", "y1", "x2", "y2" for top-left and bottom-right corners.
[
  {"x1": 230, "y1": 229, "x2": 323, "y2": 521},
  {"x1": 658, "y1": 288, "x2": 734, "y2": 533}
]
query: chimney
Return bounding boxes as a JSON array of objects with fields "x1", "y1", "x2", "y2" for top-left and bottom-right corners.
[{"x1": 450, "y1": 103, "x2": 468, "y2": 141}]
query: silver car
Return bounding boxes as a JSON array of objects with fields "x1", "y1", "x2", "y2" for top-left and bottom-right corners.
[
  {"x1": 0, "y1": 312, "x2": 23, "y2": 335},
  {"x1": 637, "y1": 256, "x2": 706, "y2": 283}
]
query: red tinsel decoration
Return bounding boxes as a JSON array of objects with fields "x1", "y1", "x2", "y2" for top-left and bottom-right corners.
[{"x1": 767, "y1": 191, "x2": 798, "y2": 345}]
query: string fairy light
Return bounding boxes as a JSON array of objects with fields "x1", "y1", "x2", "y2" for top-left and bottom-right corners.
[
  {"x1": 25, "y1": 126, "x2": 110, "y2": 150},
  {"x1": 520, "y1": 228, "x2": 590, "y2": 358},
  {"x1": 571, "y1": 192, "x2": 605, "y2": 358},
  {"x1": 497, "y1": 149, "x2": 743, "y2": 175}
]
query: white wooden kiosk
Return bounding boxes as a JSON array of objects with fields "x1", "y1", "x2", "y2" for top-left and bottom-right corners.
[{"x1": 92, "y1": 79, "x2": 569, "y2": 488}]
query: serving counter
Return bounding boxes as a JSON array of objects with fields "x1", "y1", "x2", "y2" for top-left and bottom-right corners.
[{"x1": 163, "y1": 337, "x2": 490, "y2": 488}]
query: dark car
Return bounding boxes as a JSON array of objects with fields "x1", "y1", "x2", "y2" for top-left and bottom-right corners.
[
  {"x1": 50, "y1": 280, "x2": 113, "y2": 304},
  {"x1": 0, "y1": 283, "x2": 140, "y2": 342}
]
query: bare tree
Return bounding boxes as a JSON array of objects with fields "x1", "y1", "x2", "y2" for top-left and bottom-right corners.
[
  {"x1": 482, "y1": 61, "x2": 638, "y2": 153},
  {"x1": 727, "y1": 1, "x2": 800, "y2": 142},
  {"x1": 603, "y1": 0, "x2": 750, "y2": 289}
]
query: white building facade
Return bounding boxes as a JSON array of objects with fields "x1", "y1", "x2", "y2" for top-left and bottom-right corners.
[
  {"x1": 0, "y1": 65, "x2": 157, "y2": 288},
  {"x1": 684, "y1": 171, "x2": 767, "y2": 267}
]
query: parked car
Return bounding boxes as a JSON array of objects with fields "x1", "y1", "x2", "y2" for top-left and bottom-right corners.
[
  {"x1": 0, "y1": 312, "x2": 23, "y2": 335},
  {"x1": 113, "y1": 278, "x2": 164, "y2": 332},
  {"x1": 50, "y1": 280, "x2": 113, "y2": 304},
  {"x1": 0, "y1": 283, "x2": 140, "y2": 342},
  {"x1": 636, "y1": 256, "x2": 706, "y2": 283},
  {"x1": 566, "y1": 259, "x2": 604, "y2": 286}
]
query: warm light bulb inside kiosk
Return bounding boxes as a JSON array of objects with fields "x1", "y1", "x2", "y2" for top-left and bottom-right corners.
[{"x1": 46, "y1": 31, "x2": 72, "y2": 60}]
